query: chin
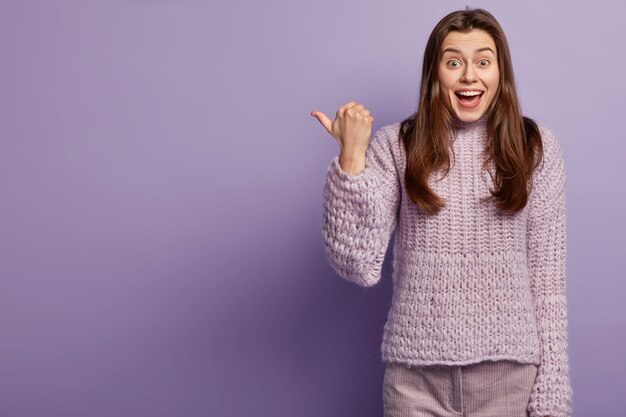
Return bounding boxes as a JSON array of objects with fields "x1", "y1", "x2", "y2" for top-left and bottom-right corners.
[{"x1": 455, "y1": 113, "x2": 485, "y2": 122}]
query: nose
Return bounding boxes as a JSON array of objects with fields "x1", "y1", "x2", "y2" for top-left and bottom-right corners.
[{"x1": 461, "y1": 65, "x2": 477, "y2": 83}]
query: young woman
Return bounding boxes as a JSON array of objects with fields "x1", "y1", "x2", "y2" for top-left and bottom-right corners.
[{"x1": 311, "y1": 7, "x2": 572, "y2": 417}]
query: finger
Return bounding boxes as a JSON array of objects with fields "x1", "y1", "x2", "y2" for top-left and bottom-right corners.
[
  {"x1": 337, "y1": 100, "x2": 357, "y2": 118},
  {"x1": 346, "y1": 103, "x2": 365, "y2": 117},
  {"x1": 310, "y1": 111, "x2": 333, "y2": 135}
]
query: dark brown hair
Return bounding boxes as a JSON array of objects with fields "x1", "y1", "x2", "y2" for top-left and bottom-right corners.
[{"x1": 400, "y1": 7, "x2": 543, "y2": 215}]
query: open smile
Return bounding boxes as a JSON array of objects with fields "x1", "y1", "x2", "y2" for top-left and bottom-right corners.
[{"x1": 455, "y1": 90, "x2": 484, "y2": 109}]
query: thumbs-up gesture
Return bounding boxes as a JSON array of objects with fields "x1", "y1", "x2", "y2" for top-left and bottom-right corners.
[{"x1": 311, "y1": 101, "x2": 373, "y2": 175}]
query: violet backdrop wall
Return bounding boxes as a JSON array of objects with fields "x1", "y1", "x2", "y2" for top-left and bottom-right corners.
[{"x1": 0, "y1": 1, "x2": 623, "y2": 416}]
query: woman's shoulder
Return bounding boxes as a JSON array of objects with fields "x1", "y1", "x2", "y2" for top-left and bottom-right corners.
[
  {"x1": 525, "y1": 118, "x2": 564, "y2": 167},
  {"x1": 528, "y1": 118, "x2": 560, "y2": 150},
  {"x1": 366, "y1": 122, "x2": 405, "y2": 173},
  {"x1": 527, "y1": 119, "x2": 566, "y2": 185},
  {"x1": 374, "y1": 121, "x2": 402, "y2": 139},
  {"x1": 370, "y1": 121, "x2": 404, "y2": 153}
]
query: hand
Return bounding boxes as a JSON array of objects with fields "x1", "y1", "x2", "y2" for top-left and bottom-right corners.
[{"x1": 311, "y1": 101, "x2": 374, "y2": 174}]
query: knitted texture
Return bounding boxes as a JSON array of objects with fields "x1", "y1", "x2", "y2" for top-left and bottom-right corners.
[{"x1": 322, "y1": 115, "x2": 573, "y2": 417}]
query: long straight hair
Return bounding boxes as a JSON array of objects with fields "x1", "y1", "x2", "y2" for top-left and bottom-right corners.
[{"x1": 400, "y1": 7, "x2": 543, "y2": 215}]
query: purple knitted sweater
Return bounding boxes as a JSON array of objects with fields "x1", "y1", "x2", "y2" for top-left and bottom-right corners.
[{"x1": 322, "y1": 114, "x2": 573, "y2": 417}]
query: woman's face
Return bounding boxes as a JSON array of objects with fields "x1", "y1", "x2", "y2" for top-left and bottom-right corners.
[{"x1": 437, "y1": 29, "x2": 500, "y2": 123}]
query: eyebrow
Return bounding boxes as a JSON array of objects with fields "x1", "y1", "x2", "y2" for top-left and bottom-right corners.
[{"x1": 442, "y1": 47, "x2": 495, "y2": 55}]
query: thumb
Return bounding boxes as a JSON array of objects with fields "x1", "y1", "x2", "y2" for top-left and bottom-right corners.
[{"x1": 310, "y1": 111, "x2": 333, "y2": 136}]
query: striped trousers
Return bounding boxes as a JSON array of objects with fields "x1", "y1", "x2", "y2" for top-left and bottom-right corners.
[{"x1": 383, "y1": 360, "x2": 538, "y2": 417}]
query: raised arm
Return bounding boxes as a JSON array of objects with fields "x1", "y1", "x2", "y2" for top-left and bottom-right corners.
[{"x1": 322, "y1": 125, "x2": 401, "y2": 287}]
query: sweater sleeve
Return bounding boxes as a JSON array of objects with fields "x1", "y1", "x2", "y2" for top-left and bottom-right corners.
[
  {"x1": 526, "y1": 126, "x2": 573, "y2": 417},
  {"x1": 322, "y1": 125, "x2": 401, "y2": 287}
]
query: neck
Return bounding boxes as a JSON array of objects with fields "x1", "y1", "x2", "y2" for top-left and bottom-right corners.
[{"x1": 453, "y1": 113, "x2": 488, "y2": 130}]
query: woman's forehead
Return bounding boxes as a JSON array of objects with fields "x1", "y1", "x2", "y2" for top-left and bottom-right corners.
[{"x1": 441, "y1": 29, "x2": 497, "y2": 53}]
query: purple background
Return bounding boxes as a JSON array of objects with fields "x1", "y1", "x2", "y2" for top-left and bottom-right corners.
[{"x1": 0, "y1": 1, "x2": 623, "y2": 416}]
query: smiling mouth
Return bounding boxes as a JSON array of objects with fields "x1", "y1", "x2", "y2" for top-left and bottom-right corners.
[
  {"x1": 454, "y1": 91, "x2": 483, "y2": 108},
  {"x1": 455, "y1": 91, "x2": 484, "y2": 100}
]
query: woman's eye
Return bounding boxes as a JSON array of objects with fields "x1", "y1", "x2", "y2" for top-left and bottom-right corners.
[
  {"x1": 479, "y1": 59, "x2": 489, "y2": 66},
  {"x1": 447, "y1": 60, "x2": 460, "y2": 68}
]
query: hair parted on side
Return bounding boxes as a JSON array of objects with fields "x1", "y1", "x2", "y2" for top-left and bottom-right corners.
[{"x1": 398, "y1": 7, "x2": 544, "y2": 215}]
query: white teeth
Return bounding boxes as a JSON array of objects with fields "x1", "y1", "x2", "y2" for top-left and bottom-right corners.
[{"x1": 457, "y1": 91, "x2": 483, "y2": 96}]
